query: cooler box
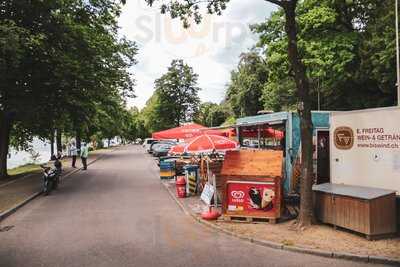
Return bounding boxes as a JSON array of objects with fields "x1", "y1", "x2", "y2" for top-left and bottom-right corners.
[{"x1": 221, "y1": 150, "x2": 283, "y2": 221}]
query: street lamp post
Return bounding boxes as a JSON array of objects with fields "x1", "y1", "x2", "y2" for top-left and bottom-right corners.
[{"x1": 396, "y1": 0, "x2": 400, "y2": 105}]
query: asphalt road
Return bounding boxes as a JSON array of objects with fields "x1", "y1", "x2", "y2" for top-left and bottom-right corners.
[{"x1": 0, "y1": 146, "x2": 389, "y2": 267}]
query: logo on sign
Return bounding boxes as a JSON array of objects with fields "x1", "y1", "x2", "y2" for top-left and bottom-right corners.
[
  {"x1": 334, "y1": 126, "x2": 354, "y2": 150},
  {"x1": 231, "y1": 191, "x2": 245, "y2": 199}
]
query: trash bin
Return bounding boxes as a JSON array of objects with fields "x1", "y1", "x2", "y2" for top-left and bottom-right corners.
[
  {"x1": 176, "y1": 176, "x2": 186, "y2": 198},
  {"x1": 183, "y1": 165, "x2": 199, "y2": 195}
]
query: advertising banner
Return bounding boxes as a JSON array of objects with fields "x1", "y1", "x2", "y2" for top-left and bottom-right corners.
[
  {"x1": 330, "y1": 107, "x2": 400, "y2": 194},
  {"x1": 226, "y1": 181, "x2": 276, "y2": 216}
]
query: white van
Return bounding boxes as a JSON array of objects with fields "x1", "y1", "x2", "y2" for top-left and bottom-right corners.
[{"x1": 143, "y1": 138, "x2": 157, "y2": 152}]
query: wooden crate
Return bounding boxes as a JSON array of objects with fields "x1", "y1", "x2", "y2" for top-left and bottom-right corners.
[
  {"x1": 199, "y1": 158, "x2": 224, "y2": 198},
  {"x1": 314, "y1": 183, "x2": 397, "y2": 240},
  {"x1": 220, "y1": 150, "x2": 283, "y2": 221}
]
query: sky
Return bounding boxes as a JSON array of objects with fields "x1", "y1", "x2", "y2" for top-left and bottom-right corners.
[{"x1": 118, "y1": 0, "x2": 277, "y2": 109}]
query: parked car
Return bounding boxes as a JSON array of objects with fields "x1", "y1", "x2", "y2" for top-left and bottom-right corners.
[
  {"x1": 135, "y1": 138, "x2": 142, "y2": 144},
  {"x1": 149, "y1": 140, "x2": 177, "y2": 154},
  {"x1": 152, "y1": 143, "x2": 174, "y2": 157},
  {"x1": 143, "y1": 138, "x2": 158, "y2": 152}
]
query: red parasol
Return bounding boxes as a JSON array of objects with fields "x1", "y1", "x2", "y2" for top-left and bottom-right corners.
[
  {"x1": 169, "y1": 134, "x2": 239, "y2": 154},
  {"x1": 152, "y1": 123, "x2": 225, "y2": 140}
]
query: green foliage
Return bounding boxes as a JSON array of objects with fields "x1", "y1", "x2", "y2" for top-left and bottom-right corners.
[
  {"x1": 145, "y1": 0, "x2": 230, "y2": 27},
  {"x1": 195, "y1": 102, "x2": 232, "y2": 127},
  {"x1": 141, "y1": 92, "x2": 170, "y2": 133},
  {"x1": 252, "y1": 0, "x2": 396, "y2": 111},
  {"x1": 226, "y1": 51, "x2": 267, "y2": 117},
  {"x1": 144, "y1": 59, "x2": 201, "y2": 132},
  {"x1": 0, "y1": 0, "x2": 137, "y2": 174},
  {"x1": 1, "y1": 0, "x2": 137, "y2": 139}
]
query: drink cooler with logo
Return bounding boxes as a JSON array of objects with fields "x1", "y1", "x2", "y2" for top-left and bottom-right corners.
[{"x1": 220, "y1": 150, "x2": 283, "y2": 221}]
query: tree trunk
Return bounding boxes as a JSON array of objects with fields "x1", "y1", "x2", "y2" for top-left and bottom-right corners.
[
  {"x1": 50, "y1": 130, "x2": 55, "y2": 157},
  {"x1": 56, "y1": 129, "x2": 62, "y2": 153},
  {"x1": 0, "y1": 112, "x2": 12, "y2": 178},
  {"x1": 283, "y1": 1, "x2": 315, "y2": 226}
]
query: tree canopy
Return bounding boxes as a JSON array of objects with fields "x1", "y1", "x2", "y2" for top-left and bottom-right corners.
[
  {"x1": 142, "y1": 59, "x2": 201, "y2": 132},
  {"x1": 0, "y1": 0, "x2": 137, "y2": 176},
  {"x1": 252, "y1": 0, "x2": 396, "y2": 111}
]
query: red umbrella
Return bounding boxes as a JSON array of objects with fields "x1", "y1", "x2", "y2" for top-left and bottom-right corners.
[
  {"x1": 169, "y1": 134, "x2": 239, "y2": 154},
  {"x1": 152, "y1": 123, "x2": 225, "y2": 140},
  {"x1": 169, "y1": 143, "x2": 186, "y2": 155}
]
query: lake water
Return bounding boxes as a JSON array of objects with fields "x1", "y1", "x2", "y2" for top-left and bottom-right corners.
[
  {"x1": 7, "y1": 138, "x2": 52, "y2": 169},
  {"x1": 7, "y1": 137, "x2": 122, "y2": 169}
]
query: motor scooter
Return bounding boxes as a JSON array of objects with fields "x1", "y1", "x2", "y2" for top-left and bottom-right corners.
[{"x1": 41, "y1": 155, "x2": 62, "y2": 195}]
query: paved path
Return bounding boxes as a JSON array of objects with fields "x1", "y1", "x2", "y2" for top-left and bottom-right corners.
[
  {"x1": 0, "y1": 146, "x2": 389, "y2": 267},
  {"x1": 0, "y1": 149, "x2": 115, "y2": 215}
]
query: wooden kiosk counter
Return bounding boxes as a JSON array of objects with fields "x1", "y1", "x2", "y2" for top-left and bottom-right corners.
[
  {"x1": 313, "y1": 183, "x2": 397, "y2": 239},
  {"x1": 220, "y1": 150, "x2": 283, "y2": 223}
]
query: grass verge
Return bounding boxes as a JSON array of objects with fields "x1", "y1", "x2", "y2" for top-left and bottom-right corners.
[{"x1": 7, "y1": 164, "x2": 41, "y2": 176}]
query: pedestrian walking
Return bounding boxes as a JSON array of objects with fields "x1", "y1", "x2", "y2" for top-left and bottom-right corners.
[
  {"x1": 70, "y1": 141, "x2": 78, "y2": 168},
  {"x1": 80, "y1": 142, "x2": 89, "y2": 170}
]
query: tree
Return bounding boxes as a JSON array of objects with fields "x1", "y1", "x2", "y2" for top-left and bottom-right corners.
[
  {"x1": 0, "y1": 0, "x2": 137, "y2": 177},
  {"x1": 141, "y1": 92, "x2": 171, "y2": 133},
  {"x1": 226, "y1": 51, "x2": 267, "y2": 117},
  {"x1": 253, "y1": 0, "x2": 396, "y2": 111},
  {"x1": 153, "y1": 59, "x2": 201, "y2": 128},
  {"x1": 144, "y1": 0, "x2": 315, "y2": 227},
  {"x1": 195, "y1": 102, "x2": 232, "y2": 127}
]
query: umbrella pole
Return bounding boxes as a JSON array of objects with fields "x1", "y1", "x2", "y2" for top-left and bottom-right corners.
[
  {"x1": 213, "y1": 173, "x2": 217, "y2": 210},
  {"x1": 206, "y1": 158, "x2": 218, "y2": 210}
]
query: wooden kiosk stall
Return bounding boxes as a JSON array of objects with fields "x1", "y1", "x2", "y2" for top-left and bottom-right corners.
[
  {"x1": 220, "y1": 150, "x2": 283, "y2": 223},
  {"x1": 313, "y1": 183, "x2": 397, "y2": 239}
]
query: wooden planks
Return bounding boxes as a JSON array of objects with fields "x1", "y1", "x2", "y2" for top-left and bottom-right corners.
[
  {"x1": 369, "y1": 194, "x2": 397, "y2": 235},
  {"x1": 397, "y1": 197, "x2": 400, "y2": 232},
  {"x1": 220, "y1": 150, "x2": 284, "y2": 221},
  {"x1": 220, "y1": 150, "x2": 283, "y2": 178},
  {"x1": 223, "y1": 215, "x2": 277, "y2": 224},
  {"x1": 315, "y1": 191, "x2": 397, "y2": 239}
]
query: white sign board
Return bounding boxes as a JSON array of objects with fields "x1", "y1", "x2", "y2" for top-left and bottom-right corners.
[
  {"x1": 200, "y1": 183, "x2": 215, "y2": 205},
  {"x1": 330, "y1": 107, "x2": 400, "y2": 194}
]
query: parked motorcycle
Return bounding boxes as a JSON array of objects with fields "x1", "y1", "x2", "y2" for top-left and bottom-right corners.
[{"x1": 41, "y1": 155, "x2": 62, "y2": 195}]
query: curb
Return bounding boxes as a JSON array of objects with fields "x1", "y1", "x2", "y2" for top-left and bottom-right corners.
[
  {"x1": 0, "y1": 191, "x2": 42, "y2": 221},
  {"x1": 0, "y1": 147, "x2": 119, "y2": 222},
  {"x1": 161, "y1": 181, "x2": 400, "y2": 266}
]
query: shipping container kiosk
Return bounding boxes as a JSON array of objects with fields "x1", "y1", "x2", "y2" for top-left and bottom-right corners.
[{"x1": 236, "y1": 111, "x2": 331, "y2": 195}]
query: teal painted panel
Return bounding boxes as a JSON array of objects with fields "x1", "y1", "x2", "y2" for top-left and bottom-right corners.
[
  {"x1": 236, "y1": 112, "x2": 288, "y2": 125},
  {"x1": 311, "y1": 112, "x2": 330, "y2": 131},
  {"x1": 284, "y1": 112, "x2": 330, "y2": 194},
  {"x1": 291, "y1": 112, "x2": 330, "y2": 157},
  {"x1": 284, "y1": 119, "x2": 293, "y2": 193}
]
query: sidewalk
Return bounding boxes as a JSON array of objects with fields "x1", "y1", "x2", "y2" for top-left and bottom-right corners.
[
  {"x1": 0, "y1": 147, "x2": 118, "y2": 218},
  {"x1": 161, "y1": 180, "x2": 400, "y2": 265}
]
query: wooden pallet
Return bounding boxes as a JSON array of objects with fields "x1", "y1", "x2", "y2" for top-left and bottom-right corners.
[{"x1": 223, "y1": 215, "x2": 277, "y2": 224}]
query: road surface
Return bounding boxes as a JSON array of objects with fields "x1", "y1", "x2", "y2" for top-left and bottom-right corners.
[{"x1": 0, "y1": 146, "x2": 388, "y2": 267}]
